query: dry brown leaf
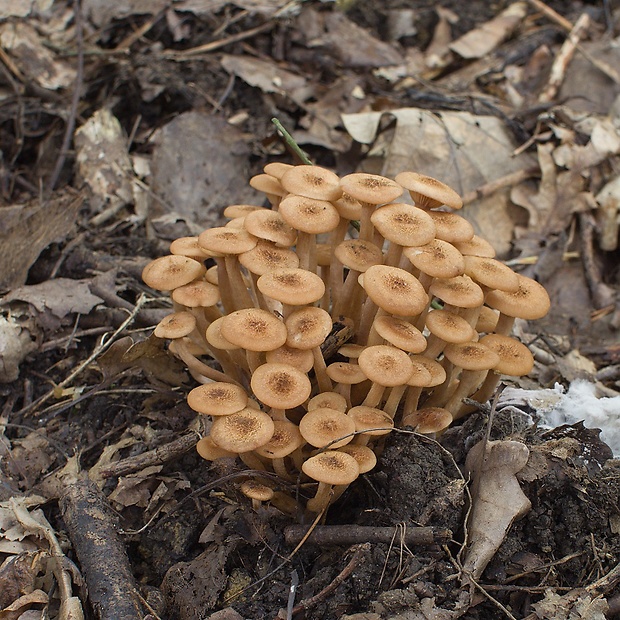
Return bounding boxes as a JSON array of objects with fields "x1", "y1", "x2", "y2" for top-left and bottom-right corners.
[
  {"x1": 0, "y1": 316, "x2": 37, "y2": 383},
  {"x1": 0, "y1": 589, "x2": 47, "y2": 620},
  {"x1": 463, "y1": 439, "x2": 531, "y2": 579},
  {"x1": 531, "y1": 588, "x2": 609, "y2": 620}
]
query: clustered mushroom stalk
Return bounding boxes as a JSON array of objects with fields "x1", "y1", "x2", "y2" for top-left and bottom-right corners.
[{"x1": 142, "y1": 165, "x2": 550, "y2": 517}]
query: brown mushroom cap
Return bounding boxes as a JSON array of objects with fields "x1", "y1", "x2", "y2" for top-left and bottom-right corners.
[
  {"x1": 337, "y1": 444, "x2": 377, "y2": 473},
  {"x1": 408, "y1": 355, "x2": 447, "y2": 386},
  {"x1": 476, "y1": 306, "x2": 499, "y2": 333},
  {"x1": 485, "y1": 274, "x2": 551, "y2": 320},
  {"x1": 326, "y1": 362, "x2": 367, "y2": 385},
  {"x1": 257, "y1": 268, "x2": 326, "y2": 306},
  {"x1": 169, "y1": 236, "x2": 211, "y2": 260},
  {"x1": 205, "y1": 316, "x2": 240, "y2": 350},
  {"x1": 223, "y1": 204, "x2": 264, "y2": 219},
  {"x1": 239, "y1": 241, "x2": 300, "y2": 275},
  {"x1": 425, "y1": 310, "x2": 476, "y2": 344},
  {"x1": 332, "y1": 191, "x2": 363, "y2": 220},
  {"x1": 463, "y1": 256, "x2": 519, "y2": 292},
  {"x1": 307, "y1": 391, "x2": 348, "y2": 413},
  {"x1": 358, "y1": 345, "x2": 414, "y2": 387},
  {"x1": 285, "y1": 307, "x2": 333, "y2": 350},
  {"x1": 429, "y1": 274, "x2": 484, "y2": 309},
  {"x1": 280, "y1": 164, "x2": 342, "y2": 202},
  {"x1": 278, "y1": 194, "x2": 341, "y2": 235},
  {"x1": 302, "y1": 451, "x2": 360, "y2": 486},
  {"x1": 255, "y1": 419, "x2": 304, "y2": 459},
  {"x1": 373, "y1": 316, "x2": 427, "y2": 353},
  {"x1": 196, "y1": 436, "x2": 237, "y2": 460},
  {"x1": 210, "y1": 407, "x2": 275, "y2": 453},
  {"x1": 220, "y1": 308, "x2": 287, "y2": 352},
  {"x1": 334, "y1": 239, "x2": 384, "y2": 272},
  {"x1": 479, "y1": 334, "x2": 534, "y2": 376},
  {"x1": 360, "y1": 265, "x2": 428, "y2": 316},
  {"x1": 265, "y1": 345, "x2": 315, "y2": 373},
  {"x1": 250, "y1": 362, "x2": 312, "y2": 410},
  {"x1": 172, "y1": 280, "x2": 220, "y2": 308},
  {"x1": 339, "y1": 173, "x2": 403, "y2": 205},
  {"x1": 198, "y1": 227, "x2": 257, "y2": 255},
  {"x1": 299, "y1": 407, "x2": 356, "y2": 448},
  {"x1": 427, "y1": 211, "x2": 474, "y2": 243},
  {"x1": 404, "y1": 239, "x2": 465, "y2": 279},
  {"x1": 154, "y1": 311, "x2": 197, "y2": 339},
  {"x1": 249, "y1": 173, "x2": 287, "y2": 197},
  {"x1": 347, "y1": 406, "x2": 394, "y2": 437},
  {"x1": 370, "y1": 203, "x2": 436, "y2": 247},
  {"x1": 453, "y1": 235, "x2": 496, "y2": 258},
  {"x1": 240, "y1": 480, "x2": 274, "y2": 503},
  {"x1": 263, "y1": 162, "x2": 294, "y2": 179},
  {"x1": 443, "y1": 342, "x2": 500, "y2": 371},
  {"x1": 394, "y1": 171, "x2": 463, "y2": 210},
  {"x1": 402, "y1": 407, "x2": 453, "y2": 433},
  {"x1": 142, "y1": 255, "x2": 207, "y2": 291},
  {"x1": 243, "y1": 210, "x2": 297, "y2": 247},
  {"x1": 187, "y1": 382, "x2": 249, "y2": 416}
]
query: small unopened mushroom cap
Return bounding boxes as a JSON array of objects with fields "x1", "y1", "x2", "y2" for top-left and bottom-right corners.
[
  {"x1": 172, "y1": 280, "x2": 220, "y2": 308},
  {"x1": 307, "y1": 391, "x2": 348, "y2": 412},
  {"x1": 334, "y1": 239, "x2": 384, "y2": 272},
  {"x1": 266, "y1": 345, "x2": 314, "y2": 373},
  {"x1": 347, "y1": 405, "x2": 394, "y2": 437},
  {"x1": 196, "y1": 436, "x2": 236, "y2": 461},
  {"x1": 425, "y1": 309, "x2": 476, "y2": 343},
  {"x1": 453, "y1": 235, "x2": 496, "y2": 258},
  {"x1": 408, "y1": 355, "x2": 447, "y2": 386},
  {"x1": 427, "y1": 211, "x2": 474, "y2": 243},
  {"x1": 402, "y1": 407, "x2": 453, "y2": 433},
  {"x1": 395, "y1": 171, "x2": 463, "y2": 210},
  {"x1": 255, "y1": 419, "x2": 304, "y2": 459},
  {"x1": 170, "y1": 237, "x2": 210, "y2": 260},
  {"x1": 373, "y1": 316, "x2": 427, "y2": 353},
  {"x1": 243, "y1": 210, "x2": 297, "y2": 246},
  {"x1": 443, "y1": 342, "x2": 500, "y2": 371},
  {"x1": 485, "y1": 274, "x2": 551, "y2": 320},
  {"x1": 404, "y1": 239, "x2": 465, "y2": 279},
  {"x1": 370, "y1": 203, "x2": 436, "y2": 247},
  {"x1": 358, "y1": 345, "x2": 414, "y2": 387},
  {"x1": 339, "y1": 173, "x2": 403, "y2": 205},
  {"x1": 210, "y1": 407, "x2": 275, "y2": 453},
  {"x1": 337, "y1": 444, "x2": 377, "y2": 473},
  {"x1": 285, "y1": 307, "x2": 333, "y2": 350},
  {"x1": 198, "y1": 227, "x2": 257, "y2": 255},
  {"x1": 280, "y1": 164, "x2": 342, "y2": 202},
  {"x1": 429, "y1": 274, "x2": 484, "y2": 309},
  {"x1": 154, "y1": 311, "x2": 196, "y2": 339},
  {"x1": 464, "y1": 256, "x2": 519, "y2": 292},
  {"x1": 188, "y1": 382, "x2": 249, "y2": 416},
  {"x1": 361, "y1": 265, "x2": 428, "y2": 316},
  {"x1": 250, "y1": 362, "x2": 312, "y2": 409},
  {"x1": 479, "y1": 334, "x2": 534, "y2": 376},
  {"x1": 220, "y1": 308, "x2": 287, "y2": 352},
  {"x1": 239, "y1": 241, "x2": 300, "y2": 275},
  {"x1": 142, "y1": 255, "x2": 206, "y2": 291},
  {"x1": 278, "y1": 195, "x2": 341, "y2": 235},
  {"x1": 257, "y1": 268, "x2": 326, "y2": 306},
  {"x1": 326, "y1": 362, "x2": 367, "y2": 385},
  {"x1": 299, "y1": 407, "x2": 356, "y2": 448},
  {"x1": 240, "y1": 480, "x2": 274, "y2": 502},
  {"x1": 302, "y1": 451, "x2": 360, "y2": 486}
]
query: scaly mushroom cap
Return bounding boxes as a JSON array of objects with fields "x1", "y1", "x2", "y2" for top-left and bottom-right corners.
[
  {"x1": 479, "y1": 334, "x2": 534, "y2": 376},
  {"x1": 278, "y1": 194, "x2": 341, "y2": 235},
  {"x1": 239, "y1": 241, "x2": 300, "y2": 275},
  {"x1": 425, "y1": 310, "x2": 476, "y2": 344},
  {"x1": 339, "y1": 173, "x2": 403, "y2": 205},
  {"x1": 360, "y1": 265, "x2": 428, "y2": 316},
  {"x1": 402, "y1": 407, "x2": 453, "y2": 433},
  {"x1": 485, "y1": 274, "x2": 551, "y2": 320},
  {"x1": 154, "y1": 311, "x2": 197, "y2": 339},
  {"x1": 255, "y1": 420, "x2": 304, "y2": 459},
  {"x1": 198, "y1": 227, "x2": 257, "y2": 255},
  {"x1": 187, "y1": 382, "x2": 249, "y2": 416},
  {"x1": 285, "y1": 307, "x2": 333, "y2": 350},
  {"x1": 463, "y1": 256, "x2": 519, "y2": 292},
  {"x1": 370, "y1": 203, "x2": 436, "y2": 247},
  {"x1": 307, "y1": 391, "x2": 348, "y2": 413},
  {"x1": 334, "y1": 239, "x2": 384, "y2": 272},
  {"x1": 257, "y1": 268, "x2": 326, "y2": 306},
  {"x1": 240, "y1": 480, "x2": 274, "y2": 502},
  {"x1": 427, "y1": 211, "x2": 474, "y2": 243},
  {"x1": 404, "y1": 239, "x2": 465, "y2": 279},
  {"x1": 220, "y1": 308, "x2": 287, "y2": 352},
  {"x1": 373, "y1": 316, "x2": 427, "y2": 353},
  {"x1": 280, "y1": 164, "x2": 342, "y2": 202},
  {"x1": 394, "y1": 171, "x2": 463, "y2": 210},
  {"x1": 142, "y1": 255, "x2": 206, "y2": 291},
  {"x1": 347, "y1": 406, "x2": 394, "y2": 437},
  {"x1": 243, "y1": 210, "x2": 297, "y2": 247},
  {"x1": 172, "y1": 280, "x2": 220, "y2": 308},
  {"x1": 358, "y1": 345, "x2": 415, "y2": 387},
  {"x1": 250, "y1": 362, "x2": 312, "y2": 409},
  {"x1": 429, "y1": 274, "x2": 484, "y2": 309},
  {"x1": 337, "y1": 444, "x2": 377, "y2": 473},
  {"x1": 299, "y1": 407, "x2": 356, "y2": 449},
  {"x1": 265, "y1": 345, "x2": 315, "y2": 373},
  {"x1": 332, "y1": 191, "x2": 363, "y2": 220},
  {"x1": 443, "y1": 342, "x2": 500, "y2": 371},
  {"x1": 210, "y1": 407, "x2": 275, "y2": 453},
  {"x1": 302, "y1": 451, "x2": 360, "y2": 486}
]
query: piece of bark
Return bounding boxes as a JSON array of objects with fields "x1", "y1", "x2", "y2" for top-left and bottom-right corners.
[{"x1": 59, "y1": 477, "x2": 145, "y2": 620}]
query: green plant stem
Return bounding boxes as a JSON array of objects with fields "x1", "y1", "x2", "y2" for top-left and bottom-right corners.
[{"x1": 271, "y1": 118, "x2": 313, "y2": 165}]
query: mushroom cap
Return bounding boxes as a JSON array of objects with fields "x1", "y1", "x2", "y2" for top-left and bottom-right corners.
[
  {"x1": 239, "y1": 240, "x2": 300, "y2": 275},
  {"x1": 405, "y1": 359, "x2": 433, "y2": 387},
  {"x1": 220, "y1": 308, "x2": 287, "y2": 352},
  {"x1": 394, "y1": 171, "x2": 463, "y2": 210},
  {"x1": 334, "y1": 239, "x2": 384, "y2": 272},
  {"x1": 326, "y1": 362, "x2": 367, "y2": 385},
  {"x1": 263, "y1": 162, "x2": 294, "y2": 179},
  {"x1": 142, "y1": 255, "x2": 206, "y2": 291},
  {"x1": 370, "y1": 203, "x2": 436, "y2": 247},
  {"x1": 475, "y1": 306, "x2": 499, "y2": 333},
  {"x1": 154, "y1": 311, "x2": 197, "y2": 339},
  {"x1": 285, "y1": 307, "x2": 333, "y2": 350},
  {"x1": 358, "y1": 345, "x2": 415, "y2": 387},
  {"x1": 443, "y1": 342, "x2": 501, "y2": 371},
  {"x1": 373, "y1": 316, "x2": 427, "y2": 353},
  {"x1": 210, "y1": 407, "x2": 275, "y2": 453},
  {"x1": 339, "y1": 173, "x2": 403, "y2": 205},
  {"x1": 425, "y1": 309, "x2": 476, "y2": 344},
  {"x1": 278, "y1": 194, "x2": 341, "y2": 235},
  {"x1": 402, "y1": 407, "x2": 453, "y2": 433},
  {"x1": 429, "y1": 274, "x2": 484, "y2": 309},
  {"x1": 266, "y1": 345, "x2": 315, "y2": 373},
  {"x1": 257, "y1": 268, "x2": 326, "y2": 305},
  {"x1": 198, "y1": 227, "x2": 257, "y2": 255},
  {"x1": 206, "y1": 316, "x2": 240, "y2": 350},
  {"x1": 243, "y1": 210, "x2": 298, "y2": 247},
  {"x1": 453, "y1": 235, "x2": 496, "y2": 258},
  {"x1": 347, "y1": 405, "x2": 394, "y2": 437},
  {"x1": 479, "y1": 334, "x2": 534, "y2": 376},
  {"x1": 187, "y1": 382, "x2": 249, "y2": 416},
  {"x1": 280, "y1": 164, "x2": 342, "y2": 202},
  {"x1": 169, "y1": 236, "x2": 211, "y2": 260},
  {"x1": 337, "y1": 344, "x2": 364, "y2": 359},
  {"x1": 307, "y1": 391, "x2": 348, "y2": 413},
  {"x1": 427, "y1": 211, "x2": 474, "y2": 243},
  {"x1": 255, "y1": 419, "x2": 304, "y2": 459},
  {"x1": 332, "y1": 191, "x2": 363, "y2": 220},
  {"x1": 250, "y1": 362, "x2": 312, "y2": 409},
  {"x1": 485, "y1": 274, "x2": 551, "y2": 320},
  {"x1": 249, "y1": 173, "x2": 287, "y2": 197},
  {"x1": 408, "y1": 355, "x2": 447, "y2": 386},
  {"x1": 172, "y1": 280, "x2": 220, "y2": 308},
  {"x1": 223, "y1": 204, "x2": 264, "y2": 219},
  {"x1": 205, "y1": 265, "x2": 219, "y2": 285},
  {"x1": 302, "y1": 451, "x2": 360, "y2": 487},
  {"x1": 337, "y1": 444, "x2": 377, "y2": 473},
  {"x1": 299, "y1": 407, "x2": 356, "y2": 448},
  {"x1": 240, "y1": 480, "x2": 274, "y2": 502},
  {"x1": 463, "y1": 256, "x2": 519, "y2": 292},
  {"x1": 196, "y1": 436, "x2": 237, "y2": 460},
  {"x1": 404, "y1": 239, "x2": 465, "y2": 279},
  {"x1": 360, "y1": 265, "x2": 428, "y2": 316}
]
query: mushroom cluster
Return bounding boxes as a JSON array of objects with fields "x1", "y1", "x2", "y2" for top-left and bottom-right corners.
[{"x1": 143, "y1": 163, "x2": 550, "y2": 515}]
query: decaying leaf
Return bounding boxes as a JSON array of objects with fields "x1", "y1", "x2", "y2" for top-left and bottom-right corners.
[
  {"x1": 0, "y1": 316, "x2": 37, "y2": 383},
  {"x1": 0, "y1": 589, "x2": 48, "y2": 620},
  {"x1": 532, "y1": 588, "x2": 609, "y2": 620},
  {"x1": 463, "y1": 439, "x2": 531, "y2": 579}
]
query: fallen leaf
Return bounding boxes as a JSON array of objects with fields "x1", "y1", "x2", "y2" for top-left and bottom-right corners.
[
  {"x1": 0, "y1": 589, "x2": 47, "y2": 620},
  {"x1": 0, "y1": 316, "x2": 37, "y2": 383}
]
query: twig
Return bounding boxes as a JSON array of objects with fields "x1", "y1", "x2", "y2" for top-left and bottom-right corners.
[
  {"x1": 271, "y1": 118, "x2": 313, "y2": 165},
  {"x1": 525, "y1": 0, "x2": 573, "y2": 31},
  {"x1": 461, "y1": 167, "x2": 540, "y2": 206},
  {"x1": 283, "y1": 524, "x2": 451, "y2": 547}
]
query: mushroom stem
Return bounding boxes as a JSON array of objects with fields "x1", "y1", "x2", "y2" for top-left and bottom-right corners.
[
  {"x1": 306, "y1": 482, "x2": 335, "y2": 514},
  {"x1": 312, "y1": 347, "x2": 333, "y2": 393},
  {"x1": 494, "y1": 314, "x2": 516, "y2": 335},
  {"x1": 362, "y1": 383, "x2": 386, "y2": 409},
  {"x1": 443, "y1": 369, "x2": 487, "y2": 416},
  {"x1": 240, "y1": 451, "x2": 267, "y2": 471},
  {"x1": 224, "y1": 255, "x2": 255, "y2": 311},
  {"x1": 171, "y1": 339, "x2": 242, "y2": 386},
  {"x1": 401, "y1": 386, "x2": 423, "y2": 420},
  {"x1": 455, "y1": 370, "x2": 501, "y2": 419}
]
